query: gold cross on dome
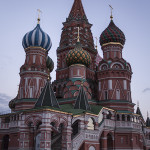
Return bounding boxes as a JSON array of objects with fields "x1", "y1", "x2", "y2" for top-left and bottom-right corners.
[
  {"x1": 37, "y1": 9, "x2": 42, "y2": 24},
  {"x1": 109, "y1": 5, "x2": 113, "y2": 20},
  {"x1": 77, "y1": 27, "x2": 80, "y2": 42}
]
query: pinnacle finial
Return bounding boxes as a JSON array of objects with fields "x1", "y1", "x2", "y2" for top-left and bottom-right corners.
[
  {"x1": 109, "y1": 5, "x2": 113, "y2": 20},
  {"x1": 147, "y1": 111, "x2": 149, "y2": 118},
  {"x1": 77, "y1": 27, "x2": 80, "y2": 42},
  {"x1": 137, "y1": 101, "x2": 139, "y2": 107},
  {"x1": 95, "y1": 37, "x2": 98, "y2": 50},
  {"x1": 37, "y1": 9, "x2": 42, "y2": 24}
]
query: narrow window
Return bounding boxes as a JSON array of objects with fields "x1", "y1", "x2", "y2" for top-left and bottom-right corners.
[
  {"x1": 108, "y1": 80, "x2": 112, "y2": 90},
  {"x1": 127, "y1": 91, "x2": 131, "y2": 101},
  {"x1": 121, "y1": 137, "x2": 124, "y2": 144},
  {"x1": 71, "y1": 69, "x2": 73, "y2": 76},
  {"x1": 123, "y1": 80, "x2": 127, "y2": 90},
  {"x1": 27, "y1": 55, "x2": 29, "y2": 63},
  {"x1": 20, "y1": 87, "x2": 23, "y2": 99},
  {"x1": 40, "y1": 56, "x2": 42, "y2": 64},
  {"x1": 104, "y1": 91, "x2": 108, "y2": 100},
  {"x1": 99, "y1": 82, "x2": 101, "y2": 91},
  {"x1": 29, "y1": 87, "x2": 33, "y2": 98},
  {"x1": 114, "y1": 51, "x2": 116, "y2": 58},
  {"x1": 77, "y1": 69, "x2": 80, "y2": 76},
  {"x1": 33, "y1": 55, "x2": 36, "y2": 64},
  {"x1": 116, "y1": 89, "x2": 120, "y2": 99},
  {"x1": 107, "y1": 52, "x2": 109, "y2": 59}
]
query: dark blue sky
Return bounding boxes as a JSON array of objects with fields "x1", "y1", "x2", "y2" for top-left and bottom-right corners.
[{"x1": 0, "y1": 0, "x2": 150, "y2": 118}]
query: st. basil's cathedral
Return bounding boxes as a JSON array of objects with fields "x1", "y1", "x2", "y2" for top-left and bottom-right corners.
[{"x1": 0, "y1": 0, "x2": 150, "y2": 150}]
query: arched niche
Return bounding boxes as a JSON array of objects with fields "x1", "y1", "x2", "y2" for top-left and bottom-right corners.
[{"x1": 89, "y1": 146, "x2": 95, "y2": 150}]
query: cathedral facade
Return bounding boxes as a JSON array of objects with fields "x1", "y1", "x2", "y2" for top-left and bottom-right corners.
[{"x1": 0, "y1": 0, "x2": 150, "y2": 150}]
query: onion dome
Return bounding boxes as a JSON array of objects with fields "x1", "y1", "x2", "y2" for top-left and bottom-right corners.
[
  {"x1": 46, "y1": 56, "x2": 54, "y2": 72},
  {"x1": 22, "y1": 23, "x2": 52, "y2": 51},
  {"x1": 9, "y1": 98, "x2": 16, "y2": 109},
  {"x1": 100, "y1": 20, "x2": 125, "y2": 46},
  {"x1": 66, "y1": 42, "x2": 91, "y2": 67}
]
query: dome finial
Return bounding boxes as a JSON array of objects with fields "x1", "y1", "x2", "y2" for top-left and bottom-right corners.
[
  {"x1": 109, "y1": 5, "x2": 113, "y2": 20},
  {"x1": 77, "y1": 27, "x2": 80, "y2": 42},
  {"x1": 37, "y1": 9, "x2": 42, "y2": 24},
  {"x1": 95, "y1": 37, "x2": 98, "y2": 50}
]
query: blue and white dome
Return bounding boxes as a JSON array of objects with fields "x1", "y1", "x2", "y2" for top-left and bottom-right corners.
[{"x1": 22, "y1": 24, "x2": 52, "y2": 51}]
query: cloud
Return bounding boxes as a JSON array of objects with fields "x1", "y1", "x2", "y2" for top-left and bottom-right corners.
[
  {"x1": 0, "y1": 93, "x2": 11, "y2": 113},
  {"x1": 143, "y1": 88, "x2": 150, "y2": 93}
]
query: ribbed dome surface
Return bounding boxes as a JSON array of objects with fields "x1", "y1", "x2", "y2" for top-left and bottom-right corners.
[
  {"x1": 100, "y1": 20, "x2": 125, "y2": 46},
  {"x1": 46, "y1": 56, "x2": 54, "y2": 72},
  {"x1": 22, "y1": 24, "x2": 52, "y2": 51},
  {"x1": 66, "y1": 42, "x2": 91, "y2": 67}
]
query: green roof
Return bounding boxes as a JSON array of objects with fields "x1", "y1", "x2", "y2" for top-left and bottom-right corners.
[
  {"x1": 117, "y1": 110, "x2": 133, "y2": 114},
  {"x1": 60, "y1": 104, "x2": 103, "y2": 115},
  {"x1": 15, "y1": 98, "x2": 37, "y2": 103}
]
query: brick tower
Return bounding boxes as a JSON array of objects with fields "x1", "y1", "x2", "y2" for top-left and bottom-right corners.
[
  {"x1": 9, "y1": 17, "x2": 53, "y2": 111},
  {"x1": 97, "y1": 12, "x2": 134, "y2": 112},
  {"x1": 53, "y1": 0, "x2": 99, "y2": 101}
]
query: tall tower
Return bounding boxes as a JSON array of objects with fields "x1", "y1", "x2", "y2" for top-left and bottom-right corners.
[
  {"x1": 97, "y1": 12, "x2": 134, "y2": 112},
  {"x1": 9, "y1": 17, "x2": 53, "y2": 111},
  {"x1": 53, "y1": 0, "x2": 98, "y2": 100}
]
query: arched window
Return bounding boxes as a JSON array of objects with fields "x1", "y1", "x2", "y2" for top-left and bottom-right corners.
[
  {"x1": 107, "y1": 133, "x2": 113, "y2": 150},
  {"x1": 107, "y1": 111, "x2": 112, "y2": 119},
  {"x1": 127, "y1": 115, "x2": 130, "y2": 121},
  {"x1": 35, "y1": 133, "x2": 41, "y2": 150},
  {"x1": 117, "y1": 114, "x2": 120, "y2": 121},
  {"x1": 72, "y1": 120, "x2": 79, "y2": 137},
  {"x1": 1, "y1": 135, "x2": 9, "y2": 150},
  {"x1": 122, "y1": 115, "x2": 125, "y2": 121}
]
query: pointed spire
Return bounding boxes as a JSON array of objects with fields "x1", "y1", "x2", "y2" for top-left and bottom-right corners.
[
  {"x1": 67, "y1": 0, "x2": 88, "y2": 22},
  {"x1": 35, "y1": 81, "x2": 60, "y2": 108},
  {"x1": 146, "y1": 112, "x2": 150, "y2": 127},
  {"x1": 74, "y1": 84, "x2": 91, "y2": 111},
  {"x1": 136, "y1": 103, "x2": 143, "y2": 118},
  {"x1": 137, "y1": 101, "x2": 139, "y2": 107}
]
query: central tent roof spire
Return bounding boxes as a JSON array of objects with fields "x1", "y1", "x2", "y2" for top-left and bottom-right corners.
[{"x1": 68, "y1": 0, "x2": 87, "y2": 21}]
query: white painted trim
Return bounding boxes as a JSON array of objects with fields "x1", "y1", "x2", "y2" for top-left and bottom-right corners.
[{"x1": 110, "y1": 62, "x2": 124, "y2": 69}]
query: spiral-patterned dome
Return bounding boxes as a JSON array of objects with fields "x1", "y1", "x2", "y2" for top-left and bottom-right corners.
[
  {"x1": 46, "y1": 56, "x2": 54, "y2": 72},
  {"x1": 66, "y1": 42, "x2": 91, "y2": 67},
  {"x1": 22, "y1": 24, "x2": 52, "y2": 51},
  {"x1": 100, "y1": 20, "x2": 125, "y2": 46}
]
